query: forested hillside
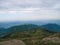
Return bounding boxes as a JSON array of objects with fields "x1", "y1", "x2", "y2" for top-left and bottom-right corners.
[{"x1": 0, "y1": 24, "x2": 60, "y2": 45}]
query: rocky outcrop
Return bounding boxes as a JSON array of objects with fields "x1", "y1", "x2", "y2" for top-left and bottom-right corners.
[
  {"x1": 42, "y1": 37, "x2": 60, "y2": 43},
  {"x1": 0, "y1": 39, "x2": 26, "y2": 45}
]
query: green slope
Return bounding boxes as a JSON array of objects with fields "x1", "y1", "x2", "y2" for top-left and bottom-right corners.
[
  {"x1": 0, "y1": 24, "x2": 60, "y2": 45},
  {"x1": 0, "y1": 28, "x2": 56, "y2": 45}
]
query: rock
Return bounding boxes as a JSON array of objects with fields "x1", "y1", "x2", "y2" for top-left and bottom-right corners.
[
  {"x1": 0, "y1": 39, "x2": 26, "y2": 45},
  {"x1": 42, "y1": 37, "x2": 60, "y2": 43}
]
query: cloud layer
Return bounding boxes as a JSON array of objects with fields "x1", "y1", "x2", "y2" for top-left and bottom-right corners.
[{"x1": 0, "y1": 0, "x2": 60, "y2": 22}]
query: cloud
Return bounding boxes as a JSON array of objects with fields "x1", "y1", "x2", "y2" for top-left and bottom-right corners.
[
  {"x1": 0, "y1": 0, "x2": 60, "y2": 10},
  {"x1": 0, "y1": 0, "x2": 60, "y2": 22},
  {"x1": 0, "y1": 8, "x2": 60, "y2": 22}
]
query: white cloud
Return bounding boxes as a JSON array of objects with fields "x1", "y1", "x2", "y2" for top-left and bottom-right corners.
[
  {"x1": 0, "y1": 8, "x2": 60, "y2": 22},
  {"x1": 0, "y1": 0, "x2": 60, "y2": 10},
  {"x1": 0, "y1": 0, "x2": 60, "y2": 22}
]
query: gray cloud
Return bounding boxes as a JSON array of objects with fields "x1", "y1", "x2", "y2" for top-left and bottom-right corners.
[
  {"x1": 0, "y1": 0, "x2": 60, "y2": 10},
  {"x1": 0, "y1": 0, "x2": 60, "y2": 21}
]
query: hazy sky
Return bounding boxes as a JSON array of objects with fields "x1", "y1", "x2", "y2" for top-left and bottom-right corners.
[{"x1": 0, "y1": 0, "x2": 60, "y2": 22}]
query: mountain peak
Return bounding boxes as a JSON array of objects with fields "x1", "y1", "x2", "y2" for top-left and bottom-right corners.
[{"x1": 42, "y1": 23, "x2": 60, "y2": 32}]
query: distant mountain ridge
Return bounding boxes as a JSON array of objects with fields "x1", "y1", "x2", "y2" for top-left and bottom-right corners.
[
  {"x1": 42, "y1": 23, "x2": 60, "y2": 32},
  {"x1": 0, "y1": 24, "x2": 39, "y2": 38},
  {"x1": 0, "y1": 20, "x2": 60, "y2": 28},
  {"x1": 0, "y1": 22, "x2": 60, "y2": 45},
  {"x1": 0, "y1": 23, "x2": 60, "y2": 38},
  {"x1": 8, "y1": 24, "x2": 39, "y2": 32}
]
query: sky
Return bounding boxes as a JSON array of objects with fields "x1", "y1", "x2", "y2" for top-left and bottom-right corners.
[{"x1": 0, "y1": 0, "x2": 60, "y2": 22}]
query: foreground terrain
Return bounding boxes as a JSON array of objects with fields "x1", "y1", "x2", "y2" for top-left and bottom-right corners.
[
  {"x1": 0, "y1": 24, "x2": 60, "y2": 45},
  {"x1": 0, "y1": 39, "x2": 25, "y2": 45},
  {"x1": 0, "y1": 28, "x2": 60, "y2": 45}
]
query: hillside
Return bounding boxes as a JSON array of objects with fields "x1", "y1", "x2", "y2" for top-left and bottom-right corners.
[
  {"x1": 0, "y1": 24, "x2": 60, "y2": 45},
  {"x1": 8, "y1": 24, "x2": 39, "y2": 31},
  {"x1": 0, "y1": 23, "x2": 60, "y2": 38},
  {"x1": 0, "y1": 28, "x2": 57, "y2": 45},
  {"x1": 0, "y1": 24, "x2": 38, "y2": 38},
  {"x1": 41, "y1": 23, "x2": 60, "y2": 32}
]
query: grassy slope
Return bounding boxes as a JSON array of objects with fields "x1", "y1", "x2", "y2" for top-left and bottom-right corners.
[{"x1": 0, "y1": 28, "x2": 57, "y2": 45}]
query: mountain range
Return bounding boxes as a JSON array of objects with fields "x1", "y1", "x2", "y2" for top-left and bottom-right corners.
[
  {"x1": 0, "y1": 24, "x2": 60, "y2": 45},
  {"x1": 0, "y1": 23, "x2": 60, "y2": 38},
  {"x1": 0, "y1": 20, "x2": 60, "y2": 28},
  {"x1": 0, "y1": 22, "x2": 60, "y2": 45}
]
